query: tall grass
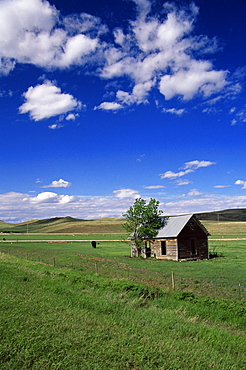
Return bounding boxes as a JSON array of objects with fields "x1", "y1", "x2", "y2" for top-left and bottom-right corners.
[
  {"x1": 0, "y1": 221, "x2": 245, "y2": 368},
  {"x1": 0, "y1": 238, "x2": 245, "y2": 301},
  {"x1": 0, "y1": 254, "x2": 245, "y2": 370}
]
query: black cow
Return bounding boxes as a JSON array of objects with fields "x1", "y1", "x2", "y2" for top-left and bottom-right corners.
[{"x1": 91, "y1": 241, "x2": 97, "y2": 248}]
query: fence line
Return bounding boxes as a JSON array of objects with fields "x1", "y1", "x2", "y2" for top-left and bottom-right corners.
[{"x1": 0, "y1": 246, "x2": 245, "y2": 301}]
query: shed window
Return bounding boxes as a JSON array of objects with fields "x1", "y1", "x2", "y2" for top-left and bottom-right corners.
[{"x1": 161, "y1": 241, "x2": 166, "y2": 255}]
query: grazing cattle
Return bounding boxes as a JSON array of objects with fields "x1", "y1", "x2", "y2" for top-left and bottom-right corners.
[{"x1": 91, "y1": 241, "x2": 97, "y2": 248}]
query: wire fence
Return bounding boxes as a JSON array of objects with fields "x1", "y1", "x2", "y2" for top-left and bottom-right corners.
[{"x1": 0, "y1": 243, "x2": 245, "y2": 301}]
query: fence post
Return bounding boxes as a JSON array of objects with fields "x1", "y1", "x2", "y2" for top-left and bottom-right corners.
[
  {"x1": 95, "y1": 262, "x2": 98, "y2": 275},
  {"x1": 171, "y1": 271, "x2": 175, "y2": 289}
]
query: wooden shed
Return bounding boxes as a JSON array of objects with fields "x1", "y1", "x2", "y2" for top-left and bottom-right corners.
[{"x1": 131, "y1": 214, "x2": 209, "y2": 261}]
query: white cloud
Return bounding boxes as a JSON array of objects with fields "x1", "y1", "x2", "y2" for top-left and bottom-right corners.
[
  {"x1": 59, "y1": 195, "x2": 76, "y2": 204},
  {"x1": 160, "y1": 170, "x2": 193, "y2": 179},
  {"x1": 94, "y1": 102, "x2": 123, "y2": 111},
  {"x1": 136, "y1": 154, "x2": 145, "y2": 162},
  {"x1": 162, "y1": 194, "x2": 246, "y2": 216},
  {"x1": 19, "y1": 81, "x2": 82, "y2": 121},
  {"x1": 160, "y1": 160, "x2": 215, "y2": 180},
  {"x1": 48, "y1": 123, "x2": 64, "y2": 130},
  {"x1": 175, "y1": 179, "x2": 191, "y2": 186},
  {"x1": 187, "y1": 189, "x2": 203, "y2": 197},
  {"x1": 100, "y1": 1, "x2": 229, "y2": 107},
  {"x1": 0, "y1": 0, "x2": 101, "y2": 72},
  {"x1": 113, "y1": 188, "x2": 140, "y2": 199},
  {"x1": 235, "y1": 180, "x2": 246, "y2": 189},
  {"x1": 0, "y1": 0, "x2": 237, "y2": 111},
  {"x1": 2, "y1": 190, "x2": 246, "y2": 224},
  {"x1": 30, "y1": 192, "x2": 75, "y2": 204},
  {"x1": 42, "y1": 179, "x2": 71, "y2": 188},
  {"x1": 31, "y1": 192, "x2": 59, "y2": 203},
  {"x1": 183, "y1": 160, "x2": 216, "y2": 170},
  {"x1": 66, "y1": 113, "x2": 79, "y2": 121},
  {"x1": 116, "y1": 80, "x2": 155, "y2": 106},
  {"x1": 163, "y1": 108, "x2": 186, "y2": 115},
  {"x1": 143, "y1": 185, "x2": 165, "y2": 189},
  {"x1": 159, "y1": 60, "x2": 227, "y2": 100},
  {"x1": 214, "y1": 185, "x2": 230, "y2": 189},
  {"x1": 0, "y1": 191, "x2": 136, "y2": 223}
]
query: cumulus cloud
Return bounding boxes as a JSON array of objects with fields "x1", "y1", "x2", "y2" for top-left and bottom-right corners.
[
  {"x1": 162, "y1": 194, "x2": 246, "y2": 216},
  {"x1": 31, "y1": 192, "x2": 59, "y2": 203},
  {"x1": 235, "y1": 180, "x2": 246, "y2": 189},
  {"x1": 42, "y1": 179, "x2": 71, "y2": 188},
  {"x1": 0, "y1": 191, "x2": 137, "y2": 223},
  {"x1": 0, "y1": 0, "x2": 101, "y2": 72},
  {"x1": 113, "y1": 188, "x2": 140, "y2": 199},
  {"x1": 2, "y1": 190, "x2": 246, "y2": 223},
  {"x1": 19, "y1": 81, "x2": 82, "y2": 120},
  {"x1": 66, "y1": 113, "x2": 79, "y2": 121},
  {"x1": 99, "y1": 0, "x2": 229, "y2": 107},
  {"x1": 159, "y1": 61, "x2": 227, "y2": 100},
  {"x1": 94, "y1": 102, "x2": 123, "y2": 111},
  {"x1": 48, "y1": 123, "x2": 64, "y2": 130},
  {"x1": 163, "y1": 108, "x2": 186, "y2": 115},
  {"x1": 0, "y1": 0, "x2": 237, "y2": 111},
  {"x1": 30, "y1": 192, "x2": 75, "y2": 204},
  {"x1": 160, "y1": 160, "x2": 215, "y2": 179}
]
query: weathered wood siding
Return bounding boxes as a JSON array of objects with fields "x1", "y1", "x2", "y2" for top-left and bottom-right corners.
[
  {"x1": 178, "y1": 220, "x2": 209, "y2": 260},
  {"x1": 132, "y1": 215, "x2": 209, "y2": 261},
  {"x1": 150, "y1": 238, "x2": 178, "y2": 260},
  {"x1": 149, "y1": 218, "x2": 208, "y2": 261}
]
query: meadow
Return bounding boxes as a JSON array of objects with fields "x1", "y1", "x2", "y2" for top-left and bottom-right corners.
[{"x1": 0, "y1": 219, "x2": 245, "y2": 369}]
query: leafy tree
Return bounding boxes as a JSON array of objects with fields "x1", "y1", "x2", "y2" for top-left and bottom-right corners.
[{"x1": 123, "y1": 198, "x2": 163, "y2": 255}]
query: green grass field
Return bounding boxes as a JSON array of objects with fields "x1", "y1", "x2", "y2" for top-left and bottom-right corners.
[
  {"x1": 0, "y1": 220, "x2": 245, "y2": 369},
  {"x1": 0, "y1": 253, "x2": 245, "y2": 369}
]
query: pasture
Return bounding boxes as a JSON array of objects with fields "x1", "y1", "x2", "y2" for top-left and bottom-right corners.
[{"x1": 0, "y1": 219, "x2": 245, "y2": 369}]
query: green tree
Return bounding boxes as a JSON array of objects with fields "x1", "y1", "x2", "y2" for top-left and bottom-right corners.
[{"x1": 123, "y1": 198, "x2": 163, "y2": 256}]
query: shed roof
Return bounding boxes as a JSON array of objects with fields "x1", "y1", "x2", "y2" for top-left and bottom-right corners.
[{"x1": 153, "y1": 214, "x2": 209, "y2": 238}]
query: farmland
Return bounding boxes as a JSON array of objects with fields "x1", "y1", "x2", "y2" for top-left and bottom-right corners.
[{"x1": 0, "y1": 216, "x2": 245, "y2": 369}]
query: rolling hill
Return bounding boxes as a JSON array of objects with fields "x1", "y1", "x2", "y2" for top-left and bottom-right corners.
[
  {"x1": 195, "y1": 208, "x2": 246, "y2": 222},
  {"x1": 0, "y1": 216, "x2": 126, "y2": 234},
  {"x1": 1, "y1": 208, "x2": 246, "y2": 234}
]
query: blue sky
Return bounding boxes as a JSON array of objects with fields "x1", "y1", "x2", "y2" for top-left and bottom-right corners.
[{"x1": 0, "y1": 0, "x2": 246, "y2": 223}]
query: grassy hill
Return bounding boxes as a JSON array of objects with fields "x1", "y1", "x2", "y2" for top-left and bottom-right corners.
[
  {"x1": 0, "y1": 216, "x2": 126, "y2": 234},
  {"x1": 1, "y1": 208, "x2": 246, "y2": 234},
  {"x1": 195, "y1": 208, "x2": 246, "y2": 221}
]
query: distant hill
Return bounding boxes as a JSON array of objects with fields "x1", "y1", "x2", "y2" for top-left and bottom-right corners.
[
  {"x1": 1, "y1": 209, "x2": 246, "y2": 234},
  {"x1": 195, "y1": 208, "x2": 246, "y2": 222},
  {"x1": 0, "y1": 216, "x2": 125, "y2": 234}
]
